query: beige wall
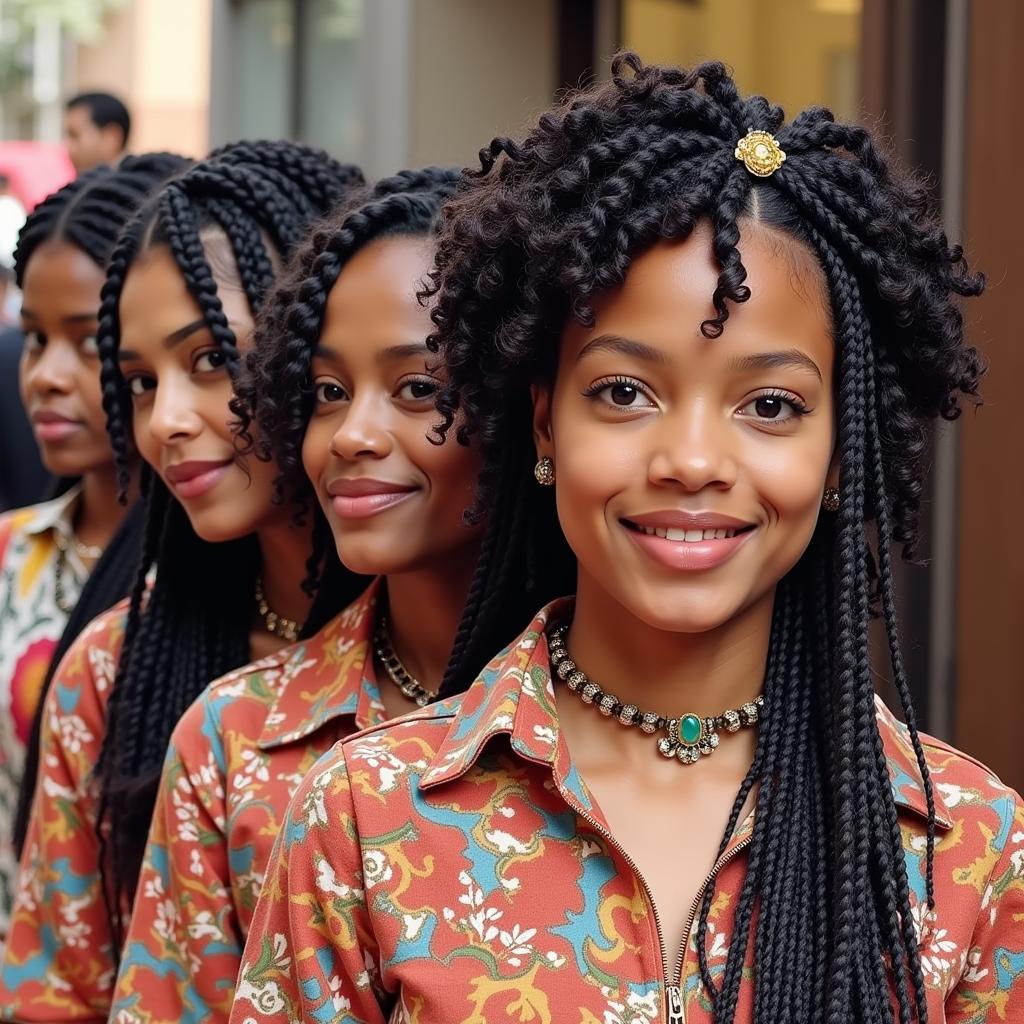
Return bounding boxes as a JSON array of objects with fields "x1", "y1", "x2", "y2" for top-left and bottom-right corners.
[
  {"x1": 622, "y1": 0, "x2": 861, "y2": 120},
  {"x1": 409, "y1": 0, "x2": 557, "y2": 168},
  {"x1": 73, "y1": 0, "x2": 212, "y2": 160}
]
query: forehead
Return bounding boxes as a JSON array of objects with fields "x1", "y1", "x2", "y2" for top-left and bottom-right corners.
[
  {"x1": 564, "y1": 223, "x2": 833, "y2": 371},
  {"x1": 21, "y1": 240, "x2": 104, "y2": 305},
  {"x1": 321, "y1": 235, "x2": 434, "y2": 338}
]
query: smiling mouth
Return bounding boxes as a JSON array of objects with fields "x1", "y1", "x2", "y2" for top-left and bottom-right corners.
[{"x1": 622, "y1": 521, "x2": 755, "y2": 542}]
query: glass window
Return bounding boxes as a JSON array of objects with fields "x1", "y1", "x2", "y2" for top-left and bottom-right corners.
[
  {"x1": 299, "y1": 0, "x2": 364, "y2": 159},
  {"x1": 621, "y1": 0, "x2": 862, "y2": 120},
  {"x1": 233, "y1": 0, "x2": 293, "y2": 140}
]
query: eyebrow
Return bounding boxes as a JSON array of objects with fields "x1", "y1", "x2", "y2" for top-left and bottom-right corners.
[
  {"x1": 312, "y1": 341, "x2": 432, "y2": 365},
  {"x1": 21, "y1": 309, "x2": 98, "y2": 325},
  {"x1": 575, "y1": 334, "x2": 671, "y2": 365},
  {"x1": 118, "y1": 318, "x2": 210, "y2": 362},
  {"x1": 727, "y1": 349, "x2": 823, "y2": 382}
]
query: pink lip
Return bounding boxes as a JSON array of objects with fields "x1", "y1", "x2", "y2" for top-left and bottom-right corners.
[
  {"x1": 164, "y1": 459, "x2": 233, "y2": 499},
  {"x1": 623, "y1": 521, "x2": 756, "y2": 572},
  {"x1": 326, "y1": 477, "x2": 419, "y2": 520},
  {"x1": 31, "y1": 410, "x2": 81, "y2": 441}
]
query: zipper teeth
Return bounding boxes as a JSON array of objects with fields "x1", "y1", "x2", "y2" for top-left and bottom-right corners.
[{"x1": 674, "y1": 834, "x2": 753, "y2": 987}]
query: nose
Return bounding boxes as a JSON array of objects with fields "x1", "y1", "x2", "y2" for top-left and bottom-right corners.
[
  {"x1": 647, "y1": 397, "x2": 738, "y2": 493},
  {"x1": 327, "y1": 391, "x2": 392, "y2": 461},
  {"x1": 146, "y1": 376, "x2": 203, "y2": 446},
  {"x1": 24, "y1": 338, "x2": 75, "y2": 396}
]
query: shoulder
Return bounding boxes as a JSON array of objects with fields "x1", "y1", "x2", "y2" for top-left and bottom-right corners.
[
  {"x1": 46, "y1": 600, "x2": 131, "y2": 710},
  {"x1": 169, "y1": 643, "x2": 301, "y2": 750},
  {"x1": 879, "y1": 698, "x2": 1022, "y2": 858}
]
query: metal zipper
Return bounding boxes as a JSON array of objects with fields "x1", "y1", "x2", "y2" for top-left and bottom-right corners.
[{"x1": 540, "y1": 757, "x2": 753, "y2": 1024}]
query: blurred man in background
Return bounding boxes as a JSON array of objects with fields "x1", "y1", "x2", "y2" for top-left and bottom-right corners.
[{"x1": 63, "y1": 93, "x2": 130, "y2": 174}]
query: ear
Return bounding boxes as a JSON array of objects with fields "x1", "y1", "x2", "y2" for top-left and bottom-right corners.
[{"x1": 530, "y1": 383, "x2": 554, "y2": 461}]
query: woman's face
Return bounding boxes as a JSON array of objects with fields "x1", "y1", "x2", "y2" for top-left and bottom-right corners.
[
  {"x1": 117, "y1": 238, "x2": 281, "y2": 542},
  {"x1": 302, "y1": 235, "x2": 483, "y2": 577},
  {"x1": 534, "y1": 222, "x2": 836, "y2": 634},
  {"x1": 18, "y1": 241, "x2": 112, "y2": 477}
]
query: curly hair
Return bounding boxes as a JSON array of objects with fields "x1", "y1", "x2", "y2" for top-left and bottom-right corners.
[
  {"x1": 11, "y1": 153, "x2": 189, "y2": 858},
  {"x1": 426, "y1": 56, "x2": 984, "y2": 1024},
  {"x1": 92, "y1": 141, "x2": 365, "y2": 948},
  {"x1": 238, "y1": 166, "x2": 574, "y2": 699}
]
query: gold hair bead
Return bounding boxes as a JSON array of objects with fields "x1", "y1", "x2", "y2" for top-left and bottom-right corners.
[{"x1": 735, "y1": 130, "x2": 787, "y2": 177}]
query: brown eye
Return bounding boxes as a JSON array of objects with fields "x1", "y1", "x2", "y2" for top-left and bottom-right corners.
[
  {"x1": 754, "y1": 396, "x2": 784, "y2": 419},
  {"x1": 610, "y1": 383, "x2": 638, "y2": 406}
]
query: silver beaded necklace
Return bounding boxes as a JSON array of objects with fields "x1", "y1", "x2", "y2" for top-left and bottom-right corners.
[{"x1": 548, "y1": 624, "x2": 764, "y2": 766}]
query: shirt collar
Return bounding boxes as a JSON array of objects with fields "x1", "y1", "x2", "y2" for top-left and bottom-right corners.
[
  {"x1": 21, "y1": 484, "x2": 82, "y2": 538},
  {"x1": 419, "y1": 599, "x2": 953, "y2": 830},
  {"x1": 257, "y1": 579, "x2": 386, "y2": 750}
]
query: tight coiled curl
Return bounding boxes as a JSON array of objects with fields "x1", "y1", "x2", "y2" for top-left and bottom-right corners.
[
  {"x1": 12, "y1": 153, "x2": 188, "y2": 856},
  {"x1": 427, "y1": 55, "x2": 983, "y2": 1024},
  {"x1": 93, "y1": 142, "x2": 365, "y2": 950},
  {"x1": 240, "y1": 166, "x2": 574, "y2": 698}
]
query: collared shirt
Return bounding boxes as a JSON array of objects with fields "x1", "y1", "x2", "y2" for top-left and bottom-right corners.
[
  {"x1": 109, "y1": 583, "x2": 386, "y2": 1024},
  {"x1": 231, "y1": 601, "x2": 1024, "y2": 1024},
  {"x1": 0, "y1": 486, "x2": 86, "y2": 947},
  {"x1": 0, "y1": 600, "x2": 126, "y2": 1023}
]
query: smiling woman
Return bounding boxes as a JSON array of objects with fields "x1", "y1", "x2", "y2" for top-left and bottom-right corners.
[{"x1": 0, "y1": 154, "x2": 186, "y2": 952}]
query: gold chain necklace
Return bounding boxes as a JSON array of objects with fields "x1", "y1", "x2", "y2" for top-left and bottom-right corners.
[
  {"x1": 253, "y1": 576, "x2": 303, "y2": 642},
  {"x1": 548, "y1": 624, "x2": 764, "y2": 766},
  {"x1": 373, "y1": 614, "x2": 438, "y2": 707}
]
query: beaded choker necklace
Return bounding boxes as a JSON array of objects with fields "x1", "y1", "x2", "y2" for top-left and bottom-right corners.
[
  {"x1": 548, "y1": 624, "x2": 764, "y2": 766},
  {"x1": 254, "y1": 577, "x2": 303, "y2": 642}
]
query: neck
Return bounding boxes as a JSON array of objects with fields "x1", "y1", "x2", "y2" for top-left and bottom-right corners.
[
  {"x1": 385, "y1": 554, "x2": 478, "y2": 695},
  {"x1": 565, "y1": 568, "x2": 775, "y2": 719},
  {"x1": 256, "y1": 513, "x2": 317, "y2": 628},
  {"x1": 74, "y1": 464, "x2": 129, "y2": 550}
]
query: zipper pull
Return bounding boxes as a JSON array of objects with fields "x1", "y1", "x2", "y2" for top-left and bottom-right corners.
[{"x1": 666, "y1": 983, "x2": 684, "y2": 1024}]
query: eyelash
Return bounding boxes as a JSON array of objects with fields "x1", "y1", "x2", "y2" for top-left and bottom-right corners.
[{"x1": 582, "y1": 376, "x2": 812, "y2": 420}]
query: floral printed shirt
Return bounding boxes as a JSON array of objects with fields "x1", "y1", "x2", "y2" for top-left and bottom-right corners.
[
  {"x1": 0, "y1": 486, "x2": 87, "y2": 949},
  {"x1": 109, "y1": 583, "x2": 386, "y2": 1024},
  {"x1": 0, "y1": 600, "x2": 125, "y2": 1023},
  {"x1": 231, "y1": 601, "x2": 1024, "y2": 1024}
]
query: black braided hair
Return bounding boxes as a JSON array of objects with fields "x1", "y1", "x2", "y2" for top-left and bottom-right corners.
[
  {"x1": 426, "y1": 55, "x2": 984, "y2": 1024},
  {"x1": 11, "y1": 154, "x2": 189, "y2": 855},
  {"x1": 93, "y1": 142, "x2": 366, "y2": 948},
  {"x1": 237, "y1": 167, "x2": 573, "y2": 701},
  {"x1": 12, "y1": 152, "x2": 188, "y2": 288}
]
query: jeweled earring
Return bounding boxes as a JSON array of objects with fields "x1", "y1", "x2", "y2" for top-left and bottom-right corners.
[
  {"x1": 823, "y1": 487, "x2": 840, "y2": 512},
  {"x1": 534, "y1": 456, "x2": 555, "y2": 486}
]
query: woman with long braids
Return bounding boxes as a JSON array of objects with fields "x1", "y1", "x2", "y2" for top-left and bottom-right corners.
[
  {"x1": 0, "y1": 153, "x2": 186, "y2": 948},
  {"x1": 0, "y1": 141, "x2": 364, "y2": 1021},
  {"x1": 232, "y1": 57, "x2": 1022, "y2": 1024},
  {"x1": 109, "y1": 167, "x2": 568, "y2": 1024}
]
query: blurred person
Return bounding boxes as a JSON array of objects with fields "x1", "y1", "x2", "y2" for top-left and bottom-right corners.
[
  {"x1": 63, "y1": 92, "x2": 131, "y2": 174},
  {"x1": 0, "y1": 141, "x2": 365, "y2": 1022},
  {"x1": 0, "y1": 154, "x2": 187, "y2": 950}
]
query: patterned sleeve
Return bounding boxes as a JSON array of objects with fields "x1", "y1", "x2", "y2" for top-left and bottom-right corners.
[
  {"x1": 110, "y1": 691, "x2": 237, "y2": 1024},
  {"x1": 0, "y1": 606, "x2": 125, "y2": 1022},
  {"x1": 945, "y1": 790, "x2": 1024, "y2": 1023},
  {"x1": 229, "y1": 745, "x2": 387, "y2": 1024}
]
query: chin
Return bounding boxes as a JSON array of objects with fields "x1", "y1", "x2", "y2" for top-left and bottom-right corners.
[
  {"x1": 185, "y1": 511, "x2": 258, "y2": 545},
  {"x1": 612, "y1": 580, "x2": 750, "y2": 636}
]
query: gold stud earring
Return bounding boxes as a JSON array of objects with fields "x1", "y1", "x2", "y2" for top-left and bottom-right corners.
[
  {"x1": 534, "y1": 456, "x2": 555, "y2": 486},
  {"x1": 823, "y1": 487, "x2": 840, "y2": 512}
]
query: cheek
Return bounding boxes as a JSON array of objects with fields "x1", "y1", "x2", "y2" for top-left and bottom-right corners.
[
  {"x1": 131, "y1": 404, "x2": 159, "y2": 468},
  {"x1": 417, "y1": 433, "x2": 481, "y2": 514},
  {"x1": 301, "y1": 418, "x2": 332, "y2": 489}
]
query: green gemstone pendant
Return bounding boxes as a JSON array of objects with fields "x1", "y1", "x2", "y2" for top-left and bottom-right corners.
[{"x1": 677, "y1": 713, "x2": 704, "y2": 747}]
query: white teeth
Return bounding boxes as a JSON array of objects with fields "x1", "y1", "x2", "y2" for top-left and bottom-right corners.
[{"x1": 634, "y1": 524, "x2": 739, "y2": 542}]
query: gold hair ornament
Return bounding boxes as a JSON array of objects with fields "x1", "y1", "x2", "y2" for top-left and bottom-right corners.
[{"x1": 735, "y1": 130, "x2": 787, "y2": 178}]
